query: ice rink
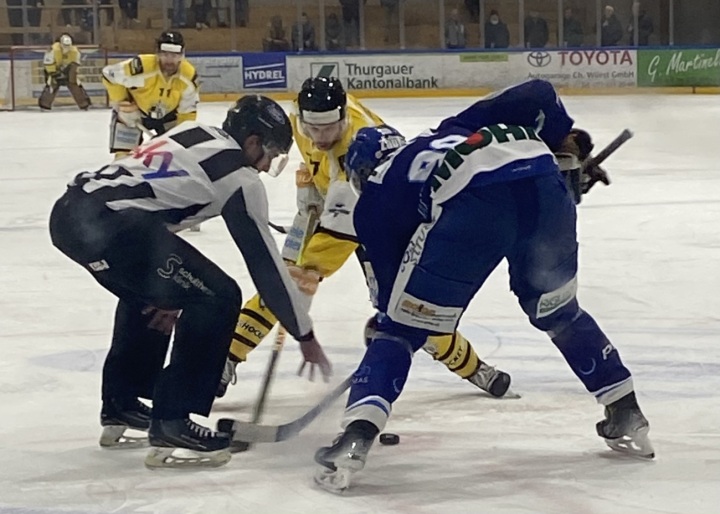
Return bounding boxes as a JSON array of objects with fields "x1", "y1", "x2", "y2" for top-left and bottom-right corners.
[{"x1": 1, "y1": 94, "x2": 719, "y2": 513}]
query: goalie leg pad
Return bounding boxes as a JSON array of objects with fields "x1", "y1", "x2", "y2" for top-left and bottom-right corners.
[
  {"x1": 109, "y1": 110, "x2": 143, "y2": 153},
  {"x1": 38, "y1": 85, "x2": 60, "y2": 110},
  {"x1": 67, "y1": 83, "x2": 91, "y2": 110}
]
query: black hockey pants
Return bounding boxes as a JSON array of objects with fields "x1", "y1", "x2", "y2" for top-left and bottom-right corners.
[{"x1": 49, "y1": 187, "x2": 242, "y2": 419}]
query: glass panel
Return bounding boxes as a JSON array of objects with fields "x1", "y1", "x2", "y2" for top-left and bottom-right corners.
[
  {"x1": 443, "y1": 0, "x2": 472, "y2": 49},
  {"x1": 560, "y1": 0, "x2": 591, "y2": 48},
  {"x1": 524, "y1": 0, "x2": 557, "y2": 48},
  {"x1": 481, "y1": 0, "x2": 518, "y2": 48},
  {"x1": 402, "y1": 0, "x2": 441, "y2": 50}
]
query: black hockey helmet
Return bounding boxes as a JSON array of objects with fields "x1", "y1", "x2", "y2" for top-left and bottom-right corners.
[
  {"x1": 157, "y1": 31, "x2": 185, "y2": 53},
  {"x1": 298, "y1": 76, "x2": 347, "y2": 125},
  {"x1": 223, "y1": 95, "x2": 293, "y2": 156}
]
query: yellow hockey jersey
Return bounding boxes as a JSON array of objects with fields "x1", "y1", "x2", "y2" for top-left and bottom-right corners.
[
  {"x1": 102, "y1": 54, "x2": 199, "y2": 126},
  {"x1": 43, "y1": 42, "x2": 80, "y2": 74},
  {"x1": 289, "y1": 94, "x2": 384, "y2": 277}
]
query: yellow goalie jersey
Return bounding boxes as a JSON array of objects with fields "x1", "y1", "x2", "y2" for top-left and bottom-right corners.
[
  {"x1": 43, "y1": 42, "x2": 80, "y2": 74},
  {"x1": 284, "y1": 94, "x2": 385, "y2": 277},
  {"x1": 102, "y1": 54, "x2": 199, "y2": 131}
]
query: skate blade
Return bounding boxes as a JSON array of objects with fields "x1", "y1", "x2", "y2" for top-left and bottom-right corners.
[
  {"x1": 314, "y1": 467, "x2": 354, "y2": 494},
  {"x1": 605, "y1": 426, "x2": 655, "y2": 460},
  {"x1": 144, "y1": 447, "x2": 232, "y2": 469},
  {"x1": 498, "y1": 388, "x2": 522, "y2": 400},
  {"x1": 99, "y1": 425, "x2": 149, "y2": 449}
]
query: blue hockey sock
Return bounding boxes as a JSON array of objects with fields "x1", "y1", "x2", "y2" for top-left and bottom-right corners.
[
  {"x1": 342, "y1": 335, "x2": 416, "y2": 432},
  {"x1": 551, "y1": 310, "x2": 633, "y2": 404}
]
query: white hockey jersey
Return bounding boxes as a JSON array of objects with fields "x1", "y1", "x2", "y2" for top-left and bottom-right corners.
[{"x1": 70, "y1": 122, "x2": 313, "y2": 339}]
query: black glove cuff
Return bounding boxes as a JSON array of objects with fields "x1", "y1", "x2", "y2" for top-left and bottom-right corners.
[{"x1": 296, "y1": 330, "x2": 315, "y2": 343}]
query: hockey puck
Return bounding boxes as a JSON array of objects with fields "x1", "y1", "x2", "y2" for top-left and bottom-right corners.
[{"x1": 379, "y1": 433, "x2": 400, "y2": 445}]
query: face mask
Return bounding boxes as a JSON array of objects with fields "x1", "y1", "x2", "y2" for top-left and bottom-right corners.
[{"x1": 490, "y1": 17, "x2": 498, "y2": 24}]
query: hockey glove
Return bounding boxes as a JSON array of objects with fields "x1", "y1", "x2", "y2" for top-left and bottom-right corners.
[
  {"x1": 141, "y1": 306, "x2": 181, "y2": 335},
  {"x1": 116, "y1": 100, "x2": 142, "y2": 127},
  {"x1": 297, "y1": 332, "x2": 333, "y2": 382}
]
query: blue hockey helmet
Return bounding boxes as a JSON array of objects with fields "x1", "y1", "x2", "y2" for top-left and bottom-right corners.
[{"x1": 346, "y1": 125, "x2": 406, "y2": 193}]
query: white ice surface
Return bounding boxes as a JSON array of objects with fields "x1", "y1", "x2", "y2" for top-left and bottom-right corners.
[{"x1": 0, "y1": 96, "x2": 719, "y2": 514}]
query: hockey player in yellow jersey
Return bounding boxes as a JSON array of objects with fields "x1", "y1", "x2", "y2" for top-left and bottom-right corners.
[
  {"x1": 217, "y1": 77, "x2": 512, "y2": 399},
  {"x1": 39, "y1": 34, "x2": 91, "y2": 111},
  {"x1": 101, "y1": 31, "x2": 199, "y2": 155}
]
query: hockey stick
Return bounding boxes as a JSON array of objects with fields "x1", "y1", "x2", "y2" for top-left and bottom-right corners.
[
  {"x1": 226, "y1": 206, "x2": 321, "y2": 452},
  {"x1": 570, "y1": 129, "x2": 634, "y2": 204},
  {"x1": 583, "y1": 128, "x2": 634, "y2": 172},
  {"x1": 219, "y1": 373, "x2": 353, "y2": 444}
]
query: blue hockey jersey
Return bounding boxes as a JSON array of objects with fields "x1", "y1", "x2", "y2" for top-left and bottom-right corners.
[{"x1": 354, "y1": 79, "x2": 575, "y2": 310}]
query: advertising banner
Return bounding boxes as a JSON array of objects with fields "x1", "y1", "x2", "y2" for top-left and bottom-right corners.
[
  {"x1": 241, "y1": 53, "x2": 287, "y2": 90},
  {"x1": 193, "y1": 56, "x2": 244, "y2": 93},
  {"x1": 637, "y1": 48, "x2": 720, "y2": 87},
  {"x1": 287, "y1": 49, "x2": 638, "y2": 93}
]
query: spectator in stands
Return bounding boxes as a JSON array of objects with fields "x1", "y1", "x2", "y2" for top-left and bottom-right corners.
[
  {"x1": 485, "y1": 9, "x2": 509, "y2": 49},
  {"x1": 339, "y1": 0, "x2": 365, "y2": 47},
  {"x1": 627, "y1": 1, "x2": 653, "y2": 46},
  {"x1": 172, "y1": 0, "x2": 187, "y2": 28},
  {"x1": 62, "y1": 0, "x2": 85, "y2": 27},
  {"x1": 119, "y1": 0, "x2": 139, "y2": 27},
  {"x1": 562, "y1": 7, "x2": 583, "y2": 47},
  {"x1": 100, "y1": 0, "x2": 114, "y2": 26},
  {"x1": 215, "y1": 0, "x2": 229, "y2": 27},
  {"x1": 326, "y1": 12, "x2": 344, "y2": 51},
  {"x1": 263, "y1": 15, "x2": 290, "y2": 52},
  {"x1": 600, "y1": 5, "x2": 623, "y2": 46},
  {"x1": 445, "y1": 8, "x2": 466, "y2": 49},
  {"x1": 524, "y1": 10, "x2": 549, "y2": 48},
  {"x1": 380, "y1": 0, "x2": 398, "y2": 44},
  {"x1": 234, "y1": 0, "x2": 248, "y2": 27},
  {"x1": 193, "y1": 0, "x2": 211, "y2": 29},
  {"x1": 292, "y1": 12, "x2": 317, "y2": 51},
  {"x1": 463, "y1": 0, "x2": 478, "y2": 23}
]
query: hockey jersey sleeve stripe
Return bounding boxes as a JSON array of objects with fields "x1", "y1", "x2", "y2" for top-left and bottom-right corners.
[
  {"x1": 170, "y1": 127, "x2": 215, "y2": 149},
  {"x1": 199, "y1": 150, "x2": 248, "y2": 182},
  {"x1": 240, "y1": 307, "x2": 276, "y2": 330},
  {"x1": 88, "y1": 182, "x2": 156, "y2": 203},
  {"x1": 222, "y1": 188, "x2": 311, "y2": 339}
]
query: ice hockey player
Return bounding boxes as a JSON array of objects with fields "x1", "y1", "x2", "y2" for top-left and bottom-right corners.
[
  {"x1": 314, "y1": 79, "x2": 654, "y2": 493},
  {"x1": 39, "y1": 34, "x2": 91, "y2": 111},
  {"x1": 48, "y1": 95, "x2": 331, "y2": 469},
  {"x1": 217, "y1": 76, "x2": 511, "y2": 400},
  {"x1": 101, "y1": 31, "x2": 199, "y2": 156}
]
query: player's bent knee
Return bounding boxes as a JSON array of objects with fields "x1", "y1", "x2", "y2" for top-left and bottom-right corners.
[{"x1": 522, "y1": 277, "x2": 581, "y2": 334}]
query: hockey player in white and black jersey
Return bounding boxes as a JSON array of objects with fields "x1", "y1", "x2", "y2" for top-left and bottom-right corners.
[{"x1": 49, "y1": 95, "x2": 332, "y2": 469}]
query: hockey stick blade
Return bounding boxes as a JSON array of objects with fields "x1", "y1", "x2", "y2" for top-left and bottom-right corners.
[{"x1": 219, "y1": 374, "x2": 352, "y2": 444}]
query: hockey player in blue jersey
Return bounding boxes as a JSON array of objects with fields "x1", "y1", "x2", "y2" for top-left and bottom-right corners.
[{"x1": 314, "y1": 79, "x2": 653, "y2": 493}]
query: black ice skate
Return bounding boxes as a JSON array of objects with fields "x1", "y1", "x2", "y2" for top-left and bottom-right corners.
[
  {"x1": 467, "y1": 363, "x2": 517, "y2": 399},
  {"x1": 314, "y1": 420, "x2": 378, "y2": 493},
  {"x1": 596, "y1": 392, "x2": 655, "y2": 459},
  {"x1": 145, "y1": 418, "x2": 232, "y2": 469},
  {"x1": 215, "y1": 357, "x2": 239, "y2": 398},
  {"x1": 99, "y1": 398, "x2": 151, "y2": 449}
]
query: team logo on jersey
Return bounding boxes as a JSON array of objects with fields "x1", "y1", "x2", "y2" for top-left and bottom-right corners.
[{"x1": 88, "y1": 260, "x2": 109, "y2": 272}]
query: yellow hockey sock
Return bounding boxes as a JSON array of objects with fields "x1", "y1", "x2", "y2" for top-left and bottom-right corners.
[
  {"x1": 423, "y1": 331, "x2": 480, "y2": 379},
  {"x1": 229, "y1": 293, "x2": 278, "y2": 362}
]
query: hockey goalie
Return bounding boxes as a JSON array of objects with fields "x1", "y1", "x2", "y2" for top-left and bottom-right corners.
[{"x1": 38, "y1": 34, "x2": 91, "y2": 111}]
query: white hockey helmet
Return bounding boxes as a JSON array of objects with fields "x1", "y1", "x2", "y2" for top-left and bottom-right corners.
[{"x1": 59, "y1": 34, "x2": 73, "y2": 51}]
